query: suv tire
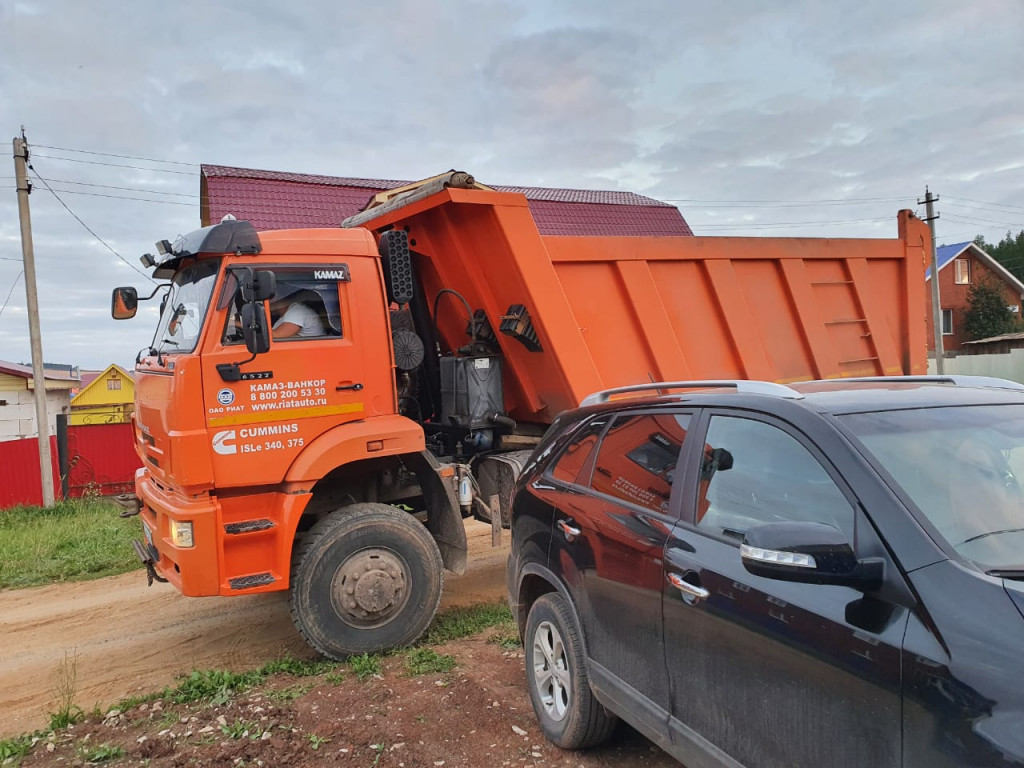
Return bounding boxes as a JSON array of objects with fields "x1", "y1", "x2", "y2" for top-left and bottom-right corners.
[{"x1": 524, "y1": 593, "x2": 617, "y2": 748}]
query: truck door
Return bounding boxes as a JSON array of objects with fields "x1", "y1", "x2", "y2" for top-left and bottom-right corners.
[{"x1": 201, "y1": 264, "x2": 369, "y2": 488}]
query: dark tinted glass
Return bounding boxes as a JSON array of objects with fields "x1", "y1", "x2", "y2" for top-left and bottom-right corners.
[
  {"x1": 590, "y1": 413, "x2": 690, "y2": 514},
  {"x1": 550, "y1": 417, "x2": 609, "y2": 486},
  {"x1": 696, "y1": 416, "x2": 853, "y2": 542}
]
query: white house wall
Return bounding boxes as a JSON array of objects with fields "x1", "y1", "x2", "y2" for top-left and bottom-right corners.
[{"x1": 0, "y1": 387, "x2": 71, "y2": 442}]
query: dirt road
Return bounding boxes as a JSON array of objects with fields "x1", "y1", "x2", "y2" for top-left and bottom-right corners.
[{"x1": 0, "y1": 521, "x2": 509, "y2": 737}]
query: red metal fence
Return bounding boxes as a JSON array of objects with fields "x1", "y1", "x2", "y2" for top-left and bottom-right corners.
[
  {"x1": 0, "y1": 436, "x2": 60, "y2": 508},
  {"x1": 0, "y1": 423, "x2": 140, "y2": 508},
  {"x1": 67, "y1": 422, "x2": 140, "y2": 499}
]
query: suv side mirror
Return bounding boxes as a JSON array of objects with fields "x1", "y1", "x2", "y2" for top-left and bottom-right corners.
[
  {"x1": 111, "y1": 287, "x2": 138, "y2": 319},
  {"x1": 741, "y1": 521, "x2": 883, "y2": 591},
  {"x1": 240, "y1": 303, "x2": 271, "y2": 355}
]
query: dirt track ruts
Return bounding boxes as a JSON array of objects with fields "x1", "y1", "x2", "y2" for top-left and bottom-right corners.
[{"x1": 0, "y1": 520, "x2": 508, "y2": 737}]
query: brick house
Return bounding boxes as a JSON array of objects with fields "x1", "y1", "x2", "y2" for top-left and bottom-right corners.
[{"x1": 926, "y1": 242, "x2": 1024, "y2": 353}]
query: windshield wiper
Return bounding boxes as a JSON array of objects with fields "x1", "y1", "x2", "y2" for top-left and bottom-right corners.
[
  {"x1": 962, "y1": 527, "x2": 1024, "y2": 545},
  {"x1": 986, "y1": 568, "x2": 1024, "y2": 580}
]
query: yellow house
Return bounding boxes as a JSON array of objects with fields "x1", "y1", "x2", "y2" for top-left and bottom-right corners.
[{"x1": 70, "y1": 364, "x2": 135, "y2": 425}]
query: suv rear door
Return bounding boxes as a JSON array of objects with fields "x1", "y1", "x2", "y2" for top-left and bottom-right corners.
[
  {"x1": 547, "y1": 409, "x2": 692, "y2": 737},
  {"x1": 662, "y1": 409, "x2": 907, "y2": 768}
]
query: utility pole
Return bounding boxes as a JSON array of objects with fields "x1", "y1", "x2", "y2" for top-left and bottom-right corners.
[
  {"x1": 13, "y1": 130, "x2": 56, "y2": 507},
  {"x1": 920, "y1": 186, "x2": 943, "y2": 374}
]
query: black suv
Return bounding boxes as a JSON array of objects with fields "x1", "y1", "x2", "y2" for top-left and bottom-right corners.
[{"x1": 506, "y1": 377, "x2": 1024, "y2": 768}]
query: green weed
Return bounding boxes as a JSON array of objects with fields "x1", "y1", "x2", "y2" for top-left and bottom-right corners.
[
  {"x1": 219, "y1": 719, "x2": 263, "y2": 740},
  {"x1": 487, "y1": 626, "x2": 522, "y2": 650},
  {"x1": 259, "y1": 654, "x2": 338, "y2": 678},
  {"x1": 420, "y1": 601, "x2": 514, "y2": 645},
  {"x1": 0, "y1": 733, "x2": 36, "y2": 765},
  {"x1": 165, "y1": 669, "x2": 262, "y2": 706},
  {"x1": 349, "y1": 653, "x2": 383, "y2": 681},
  {"x1": 0, "y1": 499, "x2": 141, "y2": 589},
  {"x1": 266, "y1": 683, "x2": 313, "y2": 702},
  {"x1": 405, "y1": 647, "x2": 456, "y2": 676},
  {"x1": 307, "y1": 733, "x2": 330, "y2": 751},
  {"x1": 49, "y1": 650, "x2": 84, "y2": 730},
  {"x1": 79, "y1": 743, "x2": 125, "y2": 763}
]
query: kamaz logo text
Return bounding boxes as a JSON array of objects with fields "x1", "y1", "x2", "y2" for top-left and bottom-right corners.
[{"x1": 314, "y1": 269, "x2": 347, "y2": 280}]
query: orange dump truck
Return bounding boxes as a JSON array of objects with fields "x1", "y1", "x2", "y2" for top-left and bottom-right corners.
[{"x1": 112, "y1": 172, "x2": 928, "y2": 658}]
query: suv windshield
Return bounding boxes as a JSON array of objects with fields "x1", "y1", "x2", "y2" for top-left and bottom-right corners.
[
  {"x1": 842, "y1": 404, "x2": 1024, "y2": 571},
  {"x1": 150, "y1": 259, "x2": 220, "y2": 355}
]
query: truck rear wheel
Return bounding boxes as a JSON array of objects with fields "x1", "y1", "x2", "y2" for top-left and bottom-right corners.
[{"x1": 289, "y1": 502, "x2": 443, "y2": 660}]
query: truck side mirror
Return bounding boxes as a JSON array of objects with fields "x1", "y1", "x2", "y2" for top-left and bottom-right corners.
[
  {"x1": 111, "y1": 287, "x2": 138, "y2": 319},
  {"x1": 240, "y1": 269, "x2": 276, "y2": 302},
  {"x1": 241, "y1": 303, "x2": 271, "y2": 355}
]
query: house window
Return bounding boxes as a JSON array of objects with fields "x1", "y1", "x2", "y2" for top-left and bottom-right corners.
[
  {"x1": 954, "y1": 258, "x2": 971, "y2": 285},
  {"x1": 942, "y1": 309, "x2": 954, "y2": 336},
  {"x1": 107, "y1": 378, "x2": 121, "y2": 391}
]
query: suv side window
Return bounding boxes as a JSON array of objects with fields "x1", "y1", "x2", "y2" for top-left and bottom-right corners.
[
  {"x1": 549, "y1": 416, "x2": 609, "y2": 487},
  {"x1": 590, "y1": 412, "x2": 690, "y2": 515},
  {"x1": 696, "y1": 415, "x2": 854, "y2": 542}
]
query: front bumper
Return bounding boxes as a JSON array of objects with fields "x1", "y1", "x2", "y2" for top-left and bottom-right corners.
[{"x1": 135, "y1": 468, "x2": 222, "y2": 596}]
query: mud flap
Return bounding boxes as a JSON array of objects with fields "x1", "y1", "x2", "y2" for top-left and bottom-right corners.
[
  {"x1": 475, "y1": 450, "x2": 534, "y2": 528},
  {"x1": 405, "y1": 451, "x2": 468, "y2": 575}
]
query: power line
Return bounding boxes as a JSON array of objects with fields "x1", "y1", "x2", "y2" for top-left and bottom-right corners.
[
  {"x1": 28, "y1": 167, "x2": 157, "y2": 283},
  {"x1": 946, "y1": 195, "x2": 1024, "y2": 213},
  {"x1": 0, "y1": 270, "x2": 24, "y2": 320},
  {"x1": 665, "y1": 195, "x2": 909, "y2": 205},
  {"x1": 30, "y1": 154, "x2": 195, "y2": 176},
  {"x1": 944, "y1": 212, "x2": 1022, "y2": 229},
  {"x1": 31, "y1": 144, "x2": 198, "y2": 167},
  {"x1": 44, "y1": 186, "x2": 198, "y2": 206},
  {"x1": 692, "y1": 216, "x2": 890, "y2": 231},
  {"x1": 0, "y1": 256, "x2": 23, "y2": 262},
  {"x1": 36, "y1": 177, "x2": 195, "y2": 197}
]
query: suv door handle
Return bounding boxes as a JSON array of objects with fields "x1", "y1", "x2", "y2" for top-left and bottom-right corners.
[
  {"x1": 557, "y1": 519, "x2": 581, "y2": 542},
  {"x1": 667, "y1": 572, "x2": 710, "y2": 602}
]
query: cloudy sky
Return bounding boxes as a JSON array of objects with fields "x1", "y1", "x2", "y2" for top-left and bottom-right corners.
[{"x1": 2, "y1": 0, "x2": 1022, "y2": 370}]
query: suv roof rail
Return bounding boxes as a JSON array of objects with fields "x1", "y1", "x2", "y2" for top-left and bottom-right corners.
[
  {"x1": 835, "y1": 375, "x2": 1024, "y2": 391},
  {"x1": 580, "y1": 380, "x2": 804, "y2": 407}
]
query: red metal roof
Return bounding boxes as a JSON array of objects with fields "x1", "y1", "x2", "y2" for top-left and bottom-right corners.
[
  {"x1": 0, "y1": 360, "x2": 81, "y2": 382},
  {"x1": 201, "y1": 165, "x2": 692, "y2": 237}
]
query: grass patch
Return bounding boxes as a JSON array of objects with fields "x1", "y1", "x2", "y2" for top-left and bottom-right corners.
[
  {"x1": 78, "y1": 743, "x2": 125, "y2": 763},
  {"x1": 0, "y1": 733, "x2": 36, "y2": 766},
  {"x1": 265, "y1": 683, "x2": 314, "y2": 702},
  {"x1": 219, "y1": 719, "x2": 264, "y2": 740},
  {"x1": 349, "y1": 653, "x2": 384, "y2": 681},
  {"x1": 420, "y1": 601, "x2": 514, "y2": 645},
  {"x1": 165, "y1": 669, "x2": 264, "y2": 706},
  {"x1": 487, "y1": 625, "x2": 523, "y2": 650},
  {"x1": 405, "y1": 647, "x2": 456, "y2": 676},
  {"x1": 0, "y1": 499, "x2": 141, "y2": 589},
  {"x1": 259, "y1": 655, "x2": 338, "y2": 678}
]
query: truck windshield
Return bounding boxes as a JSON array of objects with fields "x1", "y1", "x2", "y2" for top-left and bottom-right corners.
[
  {"x1": 150, "y1": 259, "x2": 220, "y2": 355},
  {"x1": 841, "y1": 404, "x2": 1024, "y2": 572}
]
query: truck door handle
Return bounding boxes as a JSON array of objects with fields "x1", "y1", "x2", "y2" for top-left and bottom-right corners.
[
  {"x1": 667, "y1": 572, "x2": 710, "y2": 602},
  {"x1": 557, "y1": 519, "x2": 581, "y2": 542},
  {"x1": 336, "y1": 383, "x2": 364, "y2": 392}
]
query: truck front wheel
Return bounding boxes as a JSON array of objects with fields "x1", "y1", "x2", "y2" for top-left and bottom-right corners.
[{"x1": 289, "y1": 503, "x2": 443, "y2": 659}]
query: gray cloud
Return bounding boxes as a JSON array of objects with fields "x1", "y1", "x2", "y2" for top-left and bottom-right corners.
[{"x1": 1, "y1": 0, "x2": 1022, "y2": 369}]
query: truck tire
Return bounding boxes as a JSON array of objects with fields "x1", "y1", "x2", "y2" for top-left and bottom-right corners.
[{"x1": 289, "y1": 502, "x2": 444, "y2": 660}]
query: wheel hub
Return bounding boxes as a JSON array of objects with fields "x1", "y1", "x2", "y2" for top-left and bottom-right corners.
[{"x1": 331, "y1": 549, "x2": 409, "y2": 628}]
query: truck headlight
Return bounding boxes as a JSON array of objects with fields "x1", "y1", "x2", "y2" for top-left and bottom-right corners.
[{"x1": 170, "y1": 520, "x2": 194, "y2": 548}]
